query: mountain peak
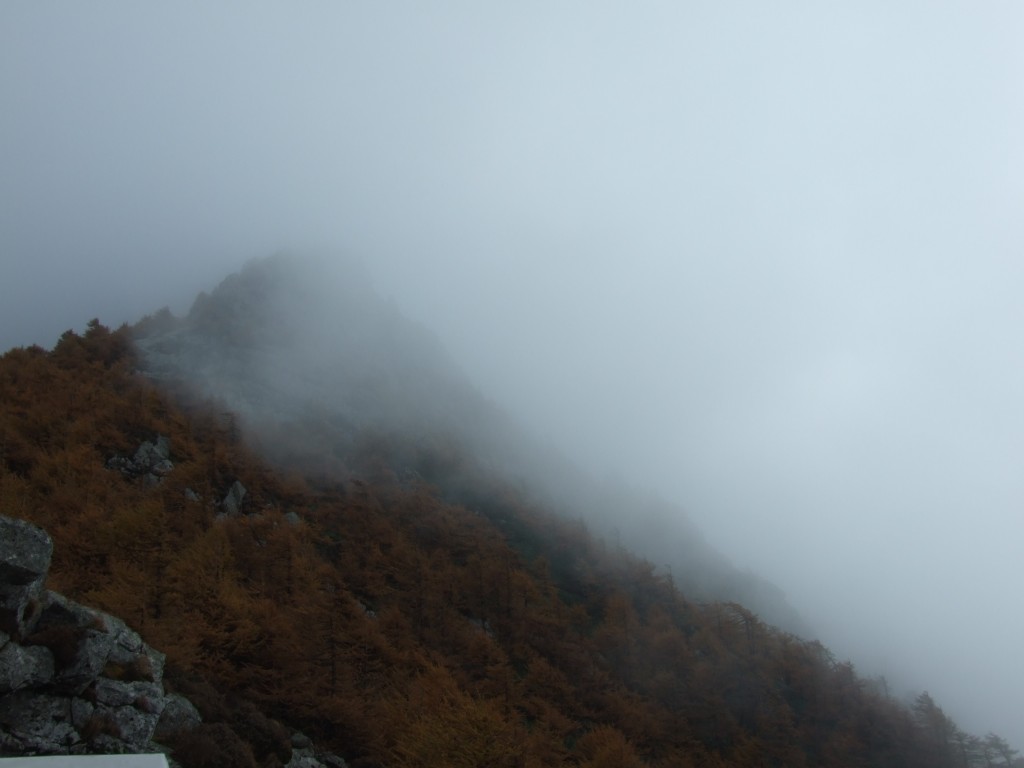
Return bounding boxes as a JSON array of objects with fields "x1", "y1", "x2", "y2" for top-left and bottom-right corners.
[
  {"x1": 129, "y1": 257, "x2": 808, "y2": 636},
  {"x1": 2, "y1": 280, "x2": 1018, "y2": 764},
  {"x1": 134, "y1": 255, "x2": 465, "y2": 436}
]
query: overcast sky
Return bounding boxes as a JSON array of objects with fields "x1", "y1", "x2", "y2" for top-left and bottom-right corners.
[{"x1": 2, "y1": 0, "x2": 1022, "y2": 746}]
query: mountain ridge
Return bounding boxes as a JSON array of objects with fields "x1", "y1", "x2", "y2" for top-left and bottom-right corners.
[
  {"x1": 0, "y1": 258, "x2": 1018, "y2": 766},
  {"x1": 132, "y1": 255, "x2": 806, "y2": 634}
]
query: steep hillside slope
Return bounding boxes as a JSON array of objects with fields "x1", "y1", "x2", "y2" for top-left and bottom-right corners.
[
  {"x1": 0, "y1": 305, "x2": 1018, "y2": 765},
  {"x1": 132, "y1": 255, "x2": 803, "y2": 633}
]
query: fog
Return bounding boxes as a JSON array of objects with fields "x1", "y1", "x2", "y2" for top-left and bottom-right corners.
[{"x1": 2, "y1": 1, "x2": 1022, "y2": 746}]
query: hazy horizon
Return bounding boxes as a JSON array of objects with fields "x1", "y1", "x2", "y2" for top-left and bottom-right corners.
[{"x1": 2, "y1": 1, "x2": 1022, "y2": 746}]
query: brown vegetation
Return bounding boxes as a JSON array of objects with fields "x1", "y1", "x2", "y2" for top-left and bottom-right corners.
[{"x1": 0, "y1": 322, "x2": 1018, "y2": 767}]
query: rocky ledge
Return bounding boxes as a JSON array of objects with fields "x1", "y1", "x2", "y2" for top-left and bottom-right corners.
[
  {"x1": 0, "y1": 515, "x2": 344, "y2": 767},
  {"x1": 0, "y1": 515, "x2": 200, "y2": 756}
]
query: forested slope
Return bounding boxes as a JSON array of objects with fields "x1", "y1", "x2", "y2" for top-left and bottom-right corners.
[
  {"x1": 132, "y1": 255, "x2": 806, "y2": 634},
  {"x1": 0, "y1": 322, "x2": 1018, "y2": 767}
]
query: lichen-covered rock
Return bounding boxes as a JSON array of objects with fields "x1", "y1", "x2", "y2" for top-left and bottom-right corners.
[
  {"x1": 0, "y1": 633, "x2": 55, "y2": 693},
  {"x1": 154, "y1": 693, "x2": 202, "y2": 742},
  {"x1": 88, "y1": 732, "x2": 133, "y2": 755},
  {"x1": 137, "y1": 436, "x2": 174, "y2": 480},
  {"x1": 0, "y1": 517, "x2": 52, "y2": 639},
  {"x1": 31, "y1": 609, "x2": 118, "y2": 696},
  {"x1": 107, "y1": 435, "x2": 174, "y2": 482},
  {"x1": 70, "y1": 696, "x2": 95, "y2": 731},
  {"x1": 30, "y1": 592, "x2": 164, "y2": 695},
  {"x1": 0, "y1": 689, "x2": 78, "y2": 754},
  {"x1": 286, "y1": 745, "x2": 326, "y2": 768},
  {"x1": 134, "y1": 436, "x2": 171, "y2": 467},
  {"x1": 34, "y1": 589, "x2": 99, "y2": 630},
  {"x1": 103, "y1": 614, "x2": 166, "y2": 685},
  {"x1": 108, "y1": 701, "x2": 164, "y2": 746},
  {"x1": 93, "y1": 678, "x2": 164, "y2": 708},
  {"x1": 283, "y1": 734, "x2": 347, "y2": 768},
  {"x1": 222, "y1": 480, "x2": 247, "y2": 515}
]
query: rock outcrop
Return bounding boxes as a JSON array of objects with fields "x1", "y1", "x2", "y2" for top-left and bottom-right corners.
[
  {"x1": 0, "y1": 515, "x2": 192, "y2": 757},
  {"x1": 0, "y1": 514, "x2": 348, "y2": 767},
  {"x1": 0, "y1": 517, "x2": 52, "y2": 642},
  {"x1": 220, "y1": 480, "x2": 247, "y2": 517},
  {"x1": 106, "y1": 435, "x2": 174, "y2": 485}
]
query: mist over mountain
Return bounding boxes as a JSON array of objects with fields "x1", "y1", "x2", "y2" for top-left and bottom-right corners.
[
  {"x1": 135, "y1": 255, "x2": 475, "y2": 443},
  {"x1": 3, "y1": 1, "x2": 1022, "y2": 753},
  {"x1": 3, "y1": 265, "x2": 1020, "y2": 765},
  {"x1": 132, "y1": 255, "x2": 805, "y2": 633}
]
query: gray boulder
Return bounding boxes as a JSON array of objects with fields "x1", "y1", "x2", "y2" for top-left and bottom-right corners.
[
  {"x1": 70, "y1": 696, "x2": 95, "y2": 730},
  {"x1": 136, "y1": 436, "x2": 176, "y2": 479},
  {"x1": 103, "y1": 613, "x2": 166, "y2": 684},
  {"x1": 35, "y1": 589, "x2": 98, "y2": 629},
  {"x1": 287, "y1": 748, "x2": 348, "y2": 768},
  {"x1": 0, "y1": 632, "x2": 55, "y2": 693},
  {"x1": 0, "y1": 515, "x2": 202, "y2": 759},
  {"x1": 108, "y1": 435, "x2": 174, "y2": 481},
  {"x1": 222, "y1": 480, "x2": 247, "y2": 515},
  {"x1": 93, "y1": 678, "x2": 164, "y2": 708},
  {"x1": 0, "y1": 689, "x2": 78, "y2": 754},
  {"x1": 33, "y1": 593, "x2": 164, "y2": 695},
  {"x1": 154, "y1": 693, "x2": 202, "y2": 742},
  {"x1": 285, "y1": 734, "x2": 347, "y2": 768},
  {"x1": 0, "y1": 517, "x2": 52, "y2": 639},
  {"x1": 285, "y1": 746, "x2": 326, "y2": 768},
  {"x1": 106, "y1": 701, "x2": 164, "y2": 747}
]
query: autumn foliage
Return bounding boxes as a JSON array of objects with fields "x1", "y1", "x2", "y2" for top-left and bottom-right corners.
[{"x1": 0, "y1": 322, "x2": 1018, "y2": 767}]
